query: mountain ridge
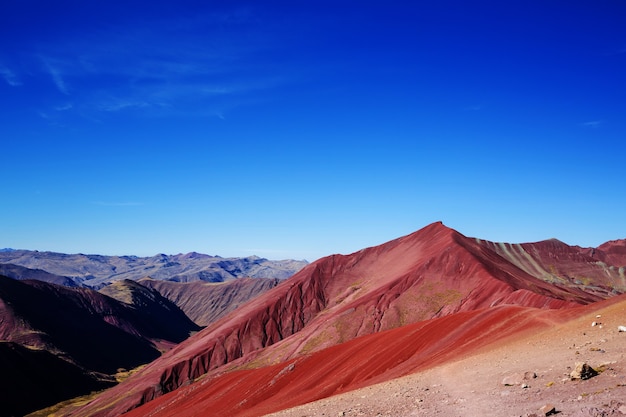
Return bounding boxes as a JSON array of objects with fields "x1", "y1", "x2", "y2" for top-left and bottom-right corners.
[{"x1": 0, "y1": 250, "x2": 308, "y2": 288}]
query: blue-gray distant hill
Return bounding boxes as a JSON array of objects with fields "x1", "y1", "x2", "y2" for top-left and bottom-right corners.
[
  {"x1": 0, "y1": 250, "x2": 308, "y2": 288},
  {"x1": 0, "y1": 263, "x2": 78, "y2": 287}
]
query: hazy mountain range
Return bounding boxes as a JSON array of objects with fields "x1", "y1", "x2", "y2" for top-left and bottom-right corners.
[{"x1": 0, "y1": 250, "x2": 308, "y2": 288}]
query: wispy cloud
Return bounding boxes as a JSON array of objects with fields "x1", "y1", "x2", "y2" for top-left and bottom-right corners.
[
  {"x1": 98, "y1": 99, "x2": 150, "y2": 112},
  {"x1": 581, "y1": 120, "x2": 604, "y2": 128},
  {"x1": 0, "y1": 64, "x2": 21, "y2": 86},
  {"x1": 54, "y1": 103, "x2": 73, "y2": 111},
  {"x1": 23, "y1": 11, "x2": 290, "y2": 120},
  {"x1": 91, "y1": 201, "x2": 144, "y2": 207},
  {"x1": 41, "y1": 57, "x2": 70, "y2": 95},
  {"x1": 464, "y1": 104, "x2": 483, "y2": 111}
]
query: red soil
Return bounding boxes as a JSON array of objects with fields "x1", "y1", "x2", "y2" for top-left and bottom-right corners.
[{"x1": 121, "y1": 303, "x2": 581, "y2": 417}]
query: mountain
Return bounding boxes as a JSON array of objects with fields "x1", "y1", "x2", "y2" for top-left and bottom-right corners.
[
  {"x1": 592, "y1": 238, "x2": 626, "y2": 267},
  {"x1": 0, "y1": 263, "x2": 77, "y2": 286},
  {"x1": 0, "y1": 251, "x2": 308, "y2": 288},
  {"x1": 61, "y1": 222, "x2": 626, "y2": 417},
  {"x1": 138, "y1": 277, "x2": 281, "y2": 326},
  {"x1": 98, "y1": 279, "x2": 202, "y2": 347},
  {"x1": 0, "y1": 276, "x2": 200, "y2": 416}
]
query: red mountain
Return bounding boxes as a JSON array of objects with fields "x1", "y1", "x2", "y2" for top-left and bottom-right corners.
[{"x1": 58, "y1": 222, "x2": 626, "y2": 417}]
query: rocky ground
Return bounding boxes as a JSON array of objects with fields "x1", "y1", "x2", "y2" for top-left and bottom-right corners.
[{"x1": 266, "y1": 301, "x2": 626, "y2": 417}]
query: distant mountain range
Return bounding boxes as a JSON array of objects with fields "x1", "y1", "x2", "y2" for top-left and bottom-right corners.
[{"x1": 0, "y1": 250, "x2": 308, "y2": 288}]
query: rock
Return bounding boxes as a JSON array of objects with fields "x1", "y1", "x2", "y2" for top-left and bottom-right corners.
[
  {"x1": 570, "y1": 362, "x2": 598, "y2": 380},
  {"x1": 540, "y1": 404, "x2": 557, "y2": 416},
  {"x1": 618, "y1": 325, "x2": 626, "y2": 332},
  {"x1": 502, "y1": 371, "x2": 537, "y2": 386}
]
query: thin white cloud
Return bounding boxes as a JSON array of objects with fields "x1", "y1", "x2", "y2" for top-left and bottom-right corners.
[
  {"x1": 581, "y1": 120, "x2": 604, "y2": 128},
  {"x1": 0, "y1": 65, "x2": 21, "y2": 86},
  {"x1": 55, "y1": 103, "x2": 73, "y2": 111},
  {"x1": 25, "y1": 12, "x2": 290, "y2": 121},
  {"x1": 41, "y1": 58, "x2": 70, "y2": 95},
  {"x1": 91, "y1": 201, "x2": 144, "y2": 207},
  {"x1": 98, "y1": 99, "x2": 150, "y2": 112}
]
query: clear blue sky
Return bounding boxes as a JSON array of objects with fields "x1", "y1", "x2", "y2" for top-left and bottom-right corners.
[{"x1": 1, "y1": 1, "x2": 625, "y2": 261}]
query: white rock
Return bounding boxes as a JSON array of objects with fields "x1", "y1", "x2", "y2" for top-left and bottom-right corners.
[{"x1": 618, "y1": 325, "x2": 626, "y2": 332}]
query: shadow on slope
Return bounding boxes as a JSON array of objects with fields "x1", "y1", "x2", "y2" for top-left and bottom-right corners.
[
  {"x1": 0, "y1": 275, "x2": 162, "y2": 374},
  {"x1": 0, "y1": 342, "x2": 113, "y2": 417},
  {"x1": 99, "y1": 279, "x2": 201, "y2": 344}
]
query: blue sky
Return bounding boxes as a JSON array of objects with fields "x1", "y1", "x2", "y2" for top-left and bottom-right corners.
[{"x1": 1, "y1": 1, "x2": 625, "y2": 261}]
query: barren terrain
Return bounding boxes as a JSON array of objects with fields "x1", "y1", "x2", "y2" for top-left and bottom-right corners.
[{"x1": 268, "y1": 296, "x2": 626, "y2": 417}]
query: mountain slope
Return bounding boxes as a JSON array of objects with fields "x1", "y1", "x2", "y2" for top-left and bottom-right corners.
[
  {"x1": 63, "y1": 222, "x2": 624, "y2": 417},
  {"x1": 267, "y1": 293, "x2": 626, "y2": 417},
  {"x1": 0, "y1": 275, "x2": 202, "y2": 415},
  {"x1": 0, "y1": 275, "x2": 161, "y2": 372},
  {"x1": 0, "y1": 342, "x2": 113, "y2": 417},
  {"x1": 119, "y1": 301, "x2": 593, "y2": 417},
  {"x1": 138, "y1": 277, "x2": 281, "y2": 326},
  {"x1": 98, "y1": 279, "x2": 201, "y2": 346}
]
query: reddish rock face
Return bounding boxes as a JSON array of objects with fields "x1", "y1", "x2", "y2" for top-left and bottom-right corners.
[
  {"x1": 62, "y1": 222, "x2": 625, "y2": 417},
  {"x1": 594, "y1": 239, "x2": 626, "y2": 267}
]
